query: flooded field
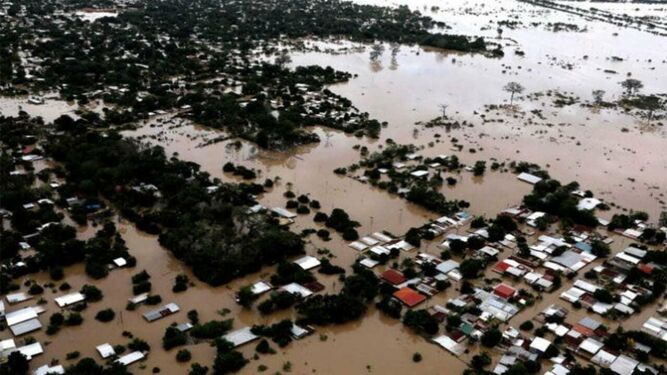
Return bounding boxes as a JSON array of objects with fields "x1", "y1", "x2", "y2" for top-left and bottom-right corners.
[{"x1": 2, "y1": 0, "x2": 666, "y2": 374}]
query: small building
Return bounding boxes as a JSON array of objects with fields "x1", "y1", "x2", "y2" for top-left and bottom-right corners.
[
  {"x1": 116, "y1": 351, "x2": 145, "y2": 366},
  {"x1": 290, "y1": 324, "x2": 312, "y2": 339},
  {"x1": 113, "y1": 257, "x2": 127, "y2": 267},
  {"x1": 432, "y1": 335, "x2": 464, "y2": 356},
  {"x1": 143, "y1": 303, "x2": 180, "y2": 322},
  {"x1": 271, "y1": 207, "x2": 297, "y2": 219},
  {"x1": 96, "y1": 343, "x2": 116, "y2": 359},
  {"x1": 6, "y1": 292, "x2": 32, "y2": 305},
  {"x1": 34, "y1": 364, "x2": 65, "y2": 375},
  {"x1": 517, "y1": 172, "x2": 542, "y2": 185},
  {"x1": 250, "y1": 281, "x2": 273, "y2": 296},
  {"x1": 221, "y1": 327, "x2": 259, "y2": 348},
  {"x1": 294, "y1": 255, "x2": 320, "y2": 271},
  {"x1": 381, "y1": 269, "x2": 407, "y2": 285},
  {"x1": 578, "y1": 337, "x2": 604, "y2": 357},
  {"x1": 393, "y1": 287, "x2": 426, "y2": 308},
  {"x1": 280, "y1": 283, "x2": 313, "y2": 298},
  {"x1": 435, "y1": 260, "x2": 459, "y2": 276},
  {"x1": 129, "y1": 293, "x2": 149, "y2": 305},
  {"x1": 493, "y1": 284, "x2": 517, "y2": 300},
  {"x1": 610, "y1": 355, "x2": 639, "y2": 375},
  {"x1": 17, "y1": 342, "x2": 43, "y2": 360},
  {"x1": 54, "y1": 292, "x2": 85, "y2": 308},
  {"x1": 529, "y1": 336, "x2": 552, "y2": 355}
]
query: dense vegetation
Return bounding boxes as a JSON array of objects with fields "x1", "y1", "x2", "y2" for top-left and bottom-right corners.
[
  {"x1": 1, "y1": 113, "x2": 305, "y2": 286},
  {"x1": 1, "y1": 0, "x2": 495, "y2": 149}
]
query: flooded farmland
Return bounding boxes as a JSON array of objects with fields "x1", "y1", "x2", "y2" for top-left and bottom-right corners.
[{"x1": 1, "y1": 0, "x2": 666, "y2": 374}]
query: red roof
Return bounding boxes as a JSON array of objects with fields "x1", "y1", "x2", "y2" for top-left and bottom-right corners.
[
  {"x1": 494, "y1": 261, "x2": 511, "y2": 273},
  {"x1": 638, "y1": 263, "x2": 653, "y2": 274},
  {"x1": 573, "y1": 324, "x2": 594, "y2": 337},
  {"x1": 381, "y1": 269, "x2": 407, "y2": 285},
  {"x1": 393, "y1": 287, "x2": 426, "y2": 307},
  {"x1": 493, "y1": 283, "x2": 516, "y2": 299}
]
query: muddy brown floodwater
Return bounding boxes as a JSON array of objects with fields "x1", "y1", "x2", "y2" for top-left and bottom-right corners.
[{"x1": 4, "y1": 0, "x2": 667, "y2": 373}]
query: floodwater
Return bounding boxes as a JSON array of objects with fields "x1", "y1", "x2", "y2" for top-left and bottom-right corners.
[{"x1": 3, "y1": 0, "x2": 667, "y2": 373}]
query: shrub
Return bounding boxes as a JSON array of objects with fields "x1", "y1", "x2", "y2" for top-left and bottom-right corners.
[
  {"x1": 163, "y1": 327, "x2": 188, "y2": 350},
  {"x1": 519, "y1": 320, "x2": 534, "y2": 331},
  {"x1": 65, "y1": 313, "x2": 83, "y2": 326},
  {"x1": 80, "y1": 284, "x2": 103, "y2": 302},
  {"x1": 176, "y1": 349, "x2": 192, "y2": 362},
  {"x1": 95, "y1": 308, "x2": 115, "y2": 322}
]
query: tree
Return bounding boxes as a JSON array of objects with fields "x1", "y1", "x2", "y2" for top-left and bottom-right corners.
[
  {"x1": 275, "y1": 50, "x2": 292, "y2": 68},
  {"x1": 620, "y1": 78, "x2": 643, "y2": 96},
  {"x1": 163, "y1": 326, "x2": 188, "y2": 350},
  {"x1": 471, "y1": 352, "x2": 491, "y2": 370},
  {"x1": 439, "y1": 104, "x2": 448, "y2": 118},
  {"x1": 481, "y1": 327, "x2": 502, "y2": 347},
  {"x1": 1, "y1": 351, "x2": 29, "y2": 375},
  {"x1": 634, "y1": 95, "x2": 664, "y2": 123},
  {"x1": 370, "y1": 44, "x2": 385, "y2": 62},
  {"x1": 403, "y1": 310, "x2": 439, "y2": 335},
  {"x1": 592, "y1": 89, "x2": 605, "y2": 104},
  {"x1": 236, "y1": 286, "x2": 258, "y2": 308},
  {"x1": 473, "y1": 161, "x2": 486, "y2": 176},
  {"x1": 503, "y1": 82, "x2": 525, "y2": 105}
]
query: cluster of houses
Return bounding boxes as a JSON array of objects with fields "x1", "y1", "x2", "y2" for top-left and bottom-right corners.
[
  {"x1": 0, "y1": 291, "x2": 87, "y2": 369},
  {"x1": 488, "y1": 303, "x2": 660, "y2": 375}
]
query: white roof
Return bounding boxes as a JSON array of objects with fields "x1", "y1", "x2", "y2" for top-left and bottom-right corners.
[
  {"x1": 113, "y1": 257, "x2": 127, "y2": 267},
  {"x1": 129, "y1": 293, "x2": 149, "y2": 304},
  {"x1": 96, "y1": 343, "x2": 116, "y2": 358},
  {"x1": 290, "y1": 324, "x2": 310, "y2": 339},
  {"x1": 517, "y1": 172, "x2": 542, "y2": 185},
  {"x1": 615, "y1": 252, "x2": 640, "y2": 265},
  {"x1": 410, "y1": 170, "x2": 429, "y2": 178},
  {"x1": 250, "y1": 281, "x2": 272, "y2": 295},
  {"x1": 479, "y1": 246, "x2": 499, "y2": 257},
  {"x1": 547, "y1": 364, "x2": 570, "y2": 375},
  {"x1": 54, "y1": 292, "x2": 85, "y2": 308},
  {"x1": 116, "y1": 351, "x2": 145, "y2": 366},
  {"x1": 573, "y1": 279, "x2": 599, "y2": 293},
  {"x1": 35, "y1": 365, "x2": 65, "y2": 375},
  {"x1": 371, "y1": 232, "x2": 393, "y2": 243},
  {"x1": 577, "y1": 198, "x2": 601, "y2": 211},
  {"x1": 6, "y1": 292, "x2": 32, "y2": 305},
  {"x1": 529, "y1": 336, "x2": 552, "y2": 352},
  {"x1": 0, "y1": 338, "x2": 16, "y2": 353},
  {"x1": 360, "y1": 236, "x2": 379, "y2": 246},
  {"x1": 610, "y1": 355, "x2": 638, "y2": 375},
  {"x1": 271, "y1": 207, "x2": 296, "y2": 219},
  {"x1": 369, "y1": 245, "x2": 390, "y2": 256},
  {"x1": 348, "y1": 241, "x2": 368, "y2": 251},
  {"x1": 221, "y1": 327, "x2": 259, "y2": 347},
  {"x1": 5, "y1": 307, "x2": 38, "y2": 326},
  {"x1": 436, "y1": 260, "x2": 460, "y2": 275},
  {"x1": 624, "y1": 247, "x2": 647, "y2": 259},
  {"x1": 432, "y1": 335, "x2": 463, "y2": 356},
  {"x1": 17, "y1": 342, "x2": 43, "y2": 360},
  {"x1": 294, "y1": 255, "x2": 320, "y2": 270},
  {"x1": 359, "y1": 258, "x2": 379, "y2": 268},
  {"x1": 280, "y1": 283, "x2": 313, "y2": 298},
  {"x1": 10, "y1": 318, "x2": 42, "y2": 336},
  {"x1": 560, "y1": 287, "x2": 586, "y2": 303},
  {"x1": 386, "y1": 240, "x2": 415, "y2": 252},
  {"x1": 592, "y1": 349, "x2": 617, "y2": 367},
  {"x1": 579, "y1": 338, "x2": 604, "y2": 355}
]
